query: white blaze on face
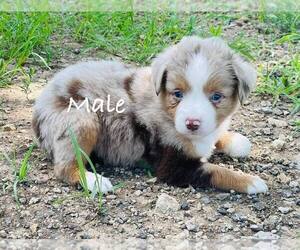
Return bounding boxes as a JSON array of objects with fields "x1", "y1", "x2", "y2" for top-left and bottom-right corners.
[{"x1": 175, "y1": 54, "x2": 217, "y2": 138}]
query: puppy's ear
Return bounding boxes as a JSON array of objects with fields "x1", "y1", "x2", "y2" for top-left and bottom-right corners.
[
  {"x1": 232, "y1": 55, "x2": 257, "y2": 104},
  {"x1": 152, "y1": 60, "x2": 168, "y2": 96},
  {"x1": 151, "y1": 46, "x2": 176, "y2": 95}
]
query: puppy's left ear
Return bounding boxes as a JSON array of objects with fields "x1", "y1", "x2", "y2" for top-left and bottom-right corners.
[{"x1": 232, "y1": 55, "x2": 257, "y2": 104}]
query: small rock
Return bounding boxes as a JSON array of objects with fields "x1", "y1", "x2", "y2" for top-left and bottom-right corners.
[
  {"x1": 231, "y1": 213, "x2": 247, "y2": 222},
  {"x1": 29, "y1": 197, "x2": 40, "y2": 205},
  {"x1": 253, "y1": 202, "x2": 266, "y2": 211},
  {"x1": 185, "y1": 220, "x2": 199, "y2": 232},
  {"x1": 261, "y1": 107, "x2": 272, "y2": 114},
  {"x1": 155, "y1": 193, "x2": 180, "y2": 214},
  {"x1": 278, "y1": 207, "x2": 291, "y2": 214},
  {"x1": 146, "y1": 177, "x2": 157, "y2": 184},
  {"x1": 271, "y1": 139, "x2": 285, "y2": 150},
  {"x1": 217, "y1": 207, "x2": 228, "y2": 215},
  {"x1": 269, "y1": 167, "x2": 279, "y2": 176},
  {"x1": 134, "y1": 190, "x2": 142, "y2": 196},
  {"x1": 264, "y1": 215, "x2": 280, "y2": 230},
  {"x1": 106, "y1": 195, "x2": 117, "y2": 200},
  {"x1": 268, "y1": 118, "x2": 288, "y2": 128},
  {"x1": 137, "y1": 230, "x2": 147, "y2": 239},
  {"x1": 216, "y1": 193, "x2": 230, "y2": 200},
  {"x1": 253, "y1": 231, "x2": 280, "y2": 240},
  {"x1": 53, "y1": 187, "x2": 62, "y2": 193},
  {"x1": 30, "y1": 223, "x2": 39, "y2": 234},
  {"x1": 273, "y1": 108, "x2": 283, "y2": 116},
  {"x1": 277, "y1": 173, "x2": 291, "y2": 184},
  {"x1": 180, "y1": 201, "x2": 189, "y2": 210},
  {"x1": 0, "y1": 230, "x2": 7, "y2": 238},
  {"x1": 19, "y1": 198, "x2": 27, "y2": 204},
  {"x1": 262, "y1": 128, "x2": 272, "y2": 135},
  {"x1": 2, "y1": 124, "x2": 16, "y2": 131},
  {"x1": 73, "y1": 48, "x2": 80, "y2": 54},
  {"x1": 200, "y1": 196, "x2": 211, "y2": 204},
  {"x1": 289, "y1": 180, "x2": 299, "y2": 188},
  {"x1": 250, "y1": 224, "x2": 263, "y2": 232}
]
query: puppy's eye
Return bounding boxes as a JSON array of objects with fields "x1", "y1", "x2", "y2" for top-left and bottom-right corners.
[
  {"x1": 210, "y1": 92, "x2": 224, "y2": 104},
  {"x1": 172, "y1": 89, "x2": 183, "y2": 99}
]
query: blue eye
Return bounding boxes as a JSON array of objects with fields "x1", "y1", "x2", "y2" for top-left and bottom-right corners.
[
  {"x1": 210, "y1": 92, "x2": 224, "y2": 103},
  {"x1": 173, "y1": 89, "x2": 183, "y2": 99}
]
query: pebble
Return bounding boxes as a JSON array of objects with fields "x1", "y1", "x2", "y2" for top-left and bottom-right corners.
[
  {"x1": 253, "y1": 231, "x2": 280, "y2": 240},
  {"x1": 200, "y1": 196, "x2": 211, "y2": 204},
  {"x1": 73, "y1": 48, "x2": 80, "y2": 54},
  {"x1": 53, "y1": 188, "x2": 62, "y2": 194},
  {"x1": 29, "y1": 197, "x2": 41, "y2": 205},
  {"x1": 264, "y1": 215, "x2": 280, "y2": 230},
  {"x1": 231, "y1": 213, "x2": 247, "y2": 222},
  {"x1": 0, "y1": 230, "x2": 7, "y2": 238},
  {"x1": 146, "y1": 177, "x2": 157, "y2": 184},
  {"x1": 216, "y1": 193, "x2": 230, "y2": 200},
  {"x1": 271, "y1": 139, "x2": 285, "y2": 150},
  {"x1": 289, "y1": 181, "x2": 299, "y2": 188},
  {"x1": 217, "y1": 207, "x2": 228, "y2": 215},
  {"x1": 185, "y1": 220, "x2": 199, "y2": 232},
  {"x1": 262, "y1": 128, "x2": 272, "y2": 135},
  {"x1": 2, "y1": 124, "x2": 16, "y2": 131},
  {"x1": 106, "y1": 195, "x2": 117, "y2": 200},
  {"x1": 155, "y1": 193, "x2": 179, "y2": 214},
  {"x1": 30, "y1": 223, "x2": 39, "y2": 234},
  {"x1": 268, "y1": 118, "x2": 288, "y2": 128},
  {"x1": 278, "y1": 207, "x2": 291, "y2": 214},
  {"x1": 253, "y1": 202, "x2": 266, "y2": 211},
  {"x1": 137, "y1": 230, "x2": 147, "y2": 239},
  {"x1": 134, "y1": 190, "x2": 142, "y2": 196},
  {"x1": 261, "y1": 107, "x2": 272, "y2": 114},
  {"x1": 273, "y1": 108, "x2": 283, "y2": 116},
  {"x1": 250, "y1": 224, "x2": 263, "y2": 232},
  {"x1": 180, "y1": 201, "x2": 189, "y2": 210}
]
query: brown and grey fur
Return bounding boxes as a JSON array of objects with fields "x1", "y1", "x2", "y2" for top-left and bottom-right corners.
[{"x1": 33, "y1": 37, "x2": 267, "y2": 194}]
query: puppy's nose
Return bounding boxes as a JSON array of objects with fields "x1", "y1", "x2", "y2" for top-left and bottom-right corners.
[{"x1": 185, "y1": 119, "x2": 201, "y2": 131}]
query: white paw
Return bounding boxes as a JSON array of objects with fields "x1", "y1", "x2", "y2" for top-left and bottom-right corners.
[
  {"x1": 224, "y1": 133, "x2": 251, "y2": 158},
  {"x1": 247, "y1": 176, "x2": 268, "y2": 194},
  {"x1": 85, "y1": 171, "x2": 113, "y2": 194}
]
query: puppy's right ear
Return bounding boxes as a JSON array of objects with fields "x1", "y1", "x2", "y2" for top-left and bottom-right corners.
[
  {"x1": 151, "y1": 46, "x2": 176, "y2": 95},
  {"x1": 152, "y1": 61, "x2": 168, "y2": 96}
]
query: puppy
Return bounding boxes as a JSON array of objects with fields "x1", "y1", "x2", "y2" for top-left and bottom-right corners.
[{"x1": 32, "y1": 36, "x2": 268, "y2": 194}]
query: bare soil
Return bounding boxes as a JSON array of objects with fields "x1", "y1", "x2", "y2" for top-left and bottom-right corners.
[{"x1": 0, "y1": 18, "x2": 299, "y2": 245}]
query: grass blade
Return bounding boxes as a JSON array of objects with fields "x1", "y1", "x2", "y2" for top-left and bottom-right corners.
[{"x1": 68, "y1": 128, "x2": 89, "y2": 197}]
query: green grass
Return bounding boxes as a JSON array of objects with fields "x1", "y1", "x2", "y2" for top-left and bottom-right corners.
[
  {"x1": 0, "y1": 11, "x2": 299, "y2": 109},
  {"x1": 0, "y1": 13, "x2": 56, "y2": 87},
  {"x1": 257, "y1": 54, "x2": 300, "y2": 113},
  {"x1": 69, "y1": 128, "x2": 123, "y2": 213},
  {"x1": 2, "y1": 143, "x2": 36, "y2": 206}
]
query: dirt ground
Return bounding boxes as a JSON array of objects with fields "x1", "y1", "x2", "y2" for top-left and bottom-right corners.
[{"x1": 0, "y1": 20, "x2": 299, "y2": 247}]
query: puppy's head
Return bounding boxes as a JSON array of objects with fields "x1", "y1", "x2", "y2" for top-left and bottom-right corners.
[{"x1": 152, "y1": 36, "x2": 256, "y2": 138}]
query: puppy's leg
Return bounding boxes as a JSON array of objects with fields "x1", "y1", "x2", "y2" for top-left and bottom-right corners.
[
  {"x1": 34, "y1": 108, "x2": 113, "y2": 193},
  {"x1": 202, "y1": 163, "x2": 268, "y2": 194},
  {"x1": 216, "y1": 131, "x2": 251, "y2": 158},
  {"x1": 156, "y1": 147, "x2": 267, "y2": 194}
]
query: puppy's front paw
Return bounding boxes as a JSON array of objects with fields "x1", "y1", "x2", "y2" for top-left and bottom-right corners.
[
  {"x1": 222, "y1": 133, "x2": 251, "y2": 158},
  {"x1": 85, "y1": 171, "x2": 113, "y2": 194},
  {"x1": 247, "y1": 176, "x2": 268, "y2": 194}
]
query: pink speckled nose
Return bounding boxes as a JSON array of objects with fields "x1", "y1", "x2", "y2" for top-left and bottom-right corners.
[{"x1": 185, "y1": 118, "x2": 201, "y2": 131}]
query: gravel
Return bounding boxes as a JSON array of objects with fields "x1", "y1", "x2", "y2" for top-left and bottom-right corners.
[
  {"x1": 155, "y1": 193, "x2": 180, "y2": 214},
  {"x1": 0, "y1": 24, "x2": 299, "y2": 241}
]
